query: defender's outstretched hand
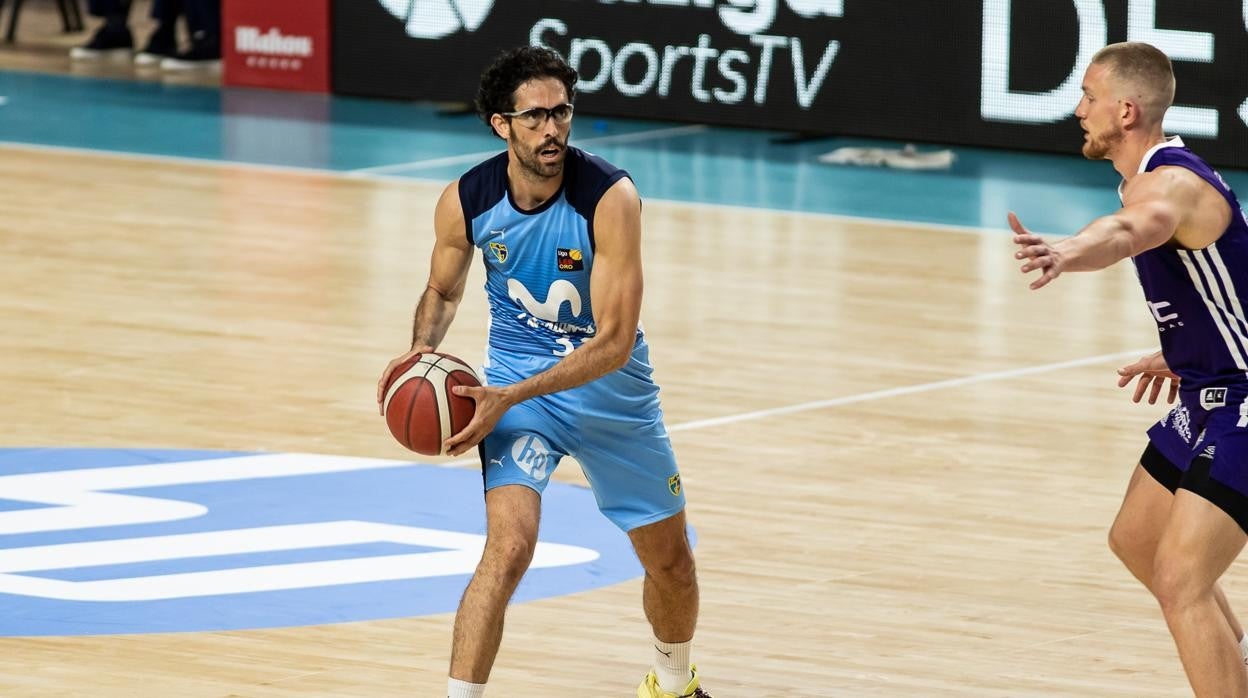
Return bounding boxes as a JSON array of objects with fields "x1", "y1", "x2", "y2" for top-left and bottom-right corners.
[
  {"x1": 1010, "y1": 212, "x2": 1065, "y2": 290},
  {"x1": 1117, "y1": 351, "x2": 1180, "y2": 405}
]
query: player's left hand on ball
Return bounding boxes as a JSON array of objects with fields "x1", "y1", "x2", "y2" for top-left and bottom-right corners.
[
  {"x1": 442, "y1": 385, "x2": 513, "y2": 456},
  {"x1": 377, "y1": 344, "x2": 434, "y2": 416}
]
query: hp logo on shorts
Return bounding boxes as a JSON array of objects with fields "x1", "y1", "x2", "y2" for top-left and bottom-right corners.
[
  {"x1": 511, "y1": 435, "x2": 554, "y2": 480},
  {"x1": 376, "y1": 0, "x2": 494, "y2": 39}
]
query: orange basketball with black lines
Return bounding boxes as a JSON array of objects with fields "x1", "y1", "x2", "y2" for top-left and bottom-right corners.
[{"x1": 381, "y1": 352, "x2": 480, "y2": 456}]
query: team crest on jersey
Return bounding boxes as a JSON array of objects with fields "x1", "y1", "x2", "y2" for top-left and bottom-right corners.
[
  {"x1": 668, "y1": 474, "x2": 681, "y2": 496},
  {"x1": 489, "y1": 242, "x2": 508, "y2": 263},
  {"x1": 557, "y1": 248, "x2": 584, "y2": 272}
]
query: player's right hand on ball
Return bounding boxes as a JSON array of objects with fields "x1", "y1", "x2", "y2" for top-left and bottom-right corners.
[
  {"x1": 377, "y1": 345, "x2": 434, "y2": 415},
  {"x1": 442, "y1": 383, "x2": 514, "y2": 457}
]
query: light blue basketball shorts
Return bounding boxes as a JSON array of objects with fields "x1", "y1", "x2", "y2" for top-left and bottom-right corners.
[{"x1": 479, "y1": 344, "x2": 686, "y2": 532}]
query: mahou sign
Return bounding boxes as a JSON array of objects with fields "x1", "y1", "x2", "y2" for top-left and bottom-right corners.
[{"x1": 224, "y1": 0, "x2": 331, "y2": 92}]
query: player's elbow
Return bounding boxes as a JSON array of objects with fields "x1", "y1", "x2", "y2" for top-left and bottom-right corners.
[
  {"x1": 598, "y1": 328, "x2": 634, "y2": 371},
  {"x1": 425, "y1": 282, "x2": 464, "y2": 304},
  {"x1": 608, "y1": 342, "x2": 632, "y2": 372}
]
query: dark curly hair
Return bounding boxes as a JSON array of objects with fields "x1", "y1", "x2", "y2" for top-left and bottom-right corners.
[{"x1": 475, "y1": 46, "x2": 578, "y2": 139}]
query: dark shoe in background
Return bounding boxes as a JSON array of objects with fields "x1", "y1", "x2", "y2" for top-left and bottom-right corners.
[
  {"x1": 135, "y1": 24, "x2": 179, "y2": 67},
  {"x1": 160, "y1": 31, "x2": 219, "y2": 72},
  {"x1": 69, "y1": 22, "x2": 134, "y2": 61}
]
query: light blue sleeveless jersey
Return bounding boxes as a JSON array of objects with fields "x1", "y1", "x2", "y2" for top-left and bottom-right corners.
[
  {"x1": 456, "y1": 147, "x2": 685, "y2": 532},
  {"x1": 460, "y1": 146, "x2": 641, "y2": 362}
]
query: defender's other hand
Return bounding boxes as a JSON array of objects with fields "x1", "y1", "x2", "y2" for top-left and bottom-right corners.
[{"x1": 1117, "y1": 351, "x2": 1180, "y2": 404}]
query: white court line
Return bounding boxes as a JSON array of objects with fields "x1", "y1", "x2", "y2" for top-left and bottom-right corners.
[
  {"x1": 436, "y1": 348, "x2": 1152, "y2": 466},
  {"x1": 0, "y1": 140, "x2": 1058, "y2": 238},
  {"x1": 0, "y1": 140, "x2": 366, "y2": 180},
  {"x1": 668, "y1": 348, "x2": 1152, "y2": 432},
  {"x1": 347, "y1": 124, "x2": 709, "y2": 175},
  {"x1": 643, "y1": 197, "x2": 1035, "y2": 238}
]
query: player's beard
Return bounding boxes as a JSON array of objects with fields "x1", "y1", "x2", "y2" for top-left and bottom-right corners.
[
  {"x1": 1082, "y1": 122, "x2": 1124, "y2": 160},
  {"x1": 512, "y1": 132, "x2": 567, "y2": 180}
]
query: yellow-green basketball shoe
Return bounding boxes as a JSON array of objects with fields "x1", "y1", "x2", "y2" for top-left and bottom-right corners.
[{"x1": 637, "y1": 665, "x2": 711, "y2": 698}]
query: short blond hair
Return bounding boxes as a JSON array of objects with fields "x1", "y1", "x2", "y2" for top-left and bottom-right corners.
[{"x1": 1091, "y1": 42, "x2": 1175, "y2": 125}]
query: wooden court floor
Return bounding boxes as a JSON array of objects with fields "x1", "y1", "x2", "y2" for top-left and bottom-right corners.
[{"x1": 0, "y1": 144, "x2": 1227, "y2": 696}]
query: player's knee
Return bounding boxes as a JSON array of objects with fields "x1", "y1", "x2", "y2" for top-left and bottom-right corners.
[
  {"x1": 1107, "y1": 520, "x2": 1148, "y2": 566},
  {"x1": 483, "y1": 535, "x2": 537, "y2": 584},
  {"x1": 1151, "y1": 554, "x2": 1205, "y2": 611},
  {"x1": 1107, "y1": 510, "x2": 1168, "y2": 577},
  {"x1": 645, "y1": 546, "x2": 697, "y2": 587}
]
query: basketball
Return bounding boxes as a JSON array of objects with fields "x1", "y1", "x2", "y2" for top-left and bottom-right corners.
[{"x1": 381, "y1": 352, "x2": 480, "y2": 456}]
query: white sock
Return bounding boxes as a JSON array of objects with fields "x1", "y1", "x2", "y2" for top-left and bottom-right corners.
[
  {"x1": 447, "y1": 678, "x2": 486, "y2": 698},
  {"x1": 1239, "y1": 634, "x2": 1248, "y2": 661},
  {"x1": 653, "y1": 638, "x2": 693, "y2": 693}
]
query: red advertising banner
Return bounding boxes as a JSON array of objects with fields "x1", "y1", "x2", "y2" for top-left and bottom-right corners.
[{"x1": 223, "y1": 0, "x2": 330, "y2": 92}]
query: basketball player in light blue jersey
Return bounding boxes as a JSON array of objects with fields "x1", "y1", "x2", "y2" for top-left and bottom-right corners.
[
  {"x1": 1012, "y1": 42, "x2": 1248, "y2": 694},
  {"x1": 377, "y1": 47, "x2": 711, "y2": 698}
]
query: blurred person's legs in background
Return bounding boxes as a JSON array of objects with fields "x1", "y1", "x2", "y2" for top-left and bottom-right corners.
[
  {"x1": 73, "y1": 0, "x2": 183, "y2": 64},
  {"x1": 70, "y1": 0, "x2": 132, "y2": 60},
  {"x1": 160, "y1": 0, "x2": 218, "y2": 71},
  {"x1": 136, "y1": 0, "x2": 183, "y2": 66}
]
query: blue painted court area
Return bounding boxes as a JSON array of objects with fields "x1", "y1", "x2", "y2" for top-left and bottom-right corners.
[
  {"x1": 2, "y1": 69, "x2": 1246, "y2": 235},
  {"x1": 0, "y1": 448, "x2": 648, "y2": 636}
]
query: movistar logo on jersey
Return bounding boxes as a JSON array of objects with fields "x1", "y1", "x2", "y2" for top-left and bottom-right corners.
[
  {"x1": 508, "y1": 278, "x2": 583, "y2": 322},
  {"x1": 0, "y1": 448, "x2": 643, "y2": 636}
]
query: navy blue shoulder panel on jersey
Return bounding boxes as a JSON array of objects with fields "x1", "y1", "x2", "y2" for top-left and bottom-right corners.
[{"x1": 457, "y1": 152, "x2": 510, "y2": 245}]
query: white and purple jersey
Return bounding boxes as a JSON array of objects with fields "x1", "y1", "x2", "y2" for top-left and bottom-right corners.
[{"x1": 1126, "y1": 137, "x2": 1248, "y2": 404}]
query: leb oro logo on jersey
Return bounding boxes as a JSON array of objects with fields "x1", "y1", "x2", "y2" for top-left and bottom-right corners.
[{"x1": 557, "y1": 248, "x2": 584, "y2": 272}]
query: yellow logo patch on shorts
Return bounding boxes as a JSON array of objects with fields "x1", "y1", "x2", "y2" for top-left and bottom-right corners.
[{"x1": 668, "y1": 474, "x2": 681, "y2": 496}]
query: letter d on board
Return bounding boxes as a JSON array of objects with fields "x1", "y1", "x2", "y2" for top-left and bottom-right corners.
[{"x1": 980, "y1": 0, "x2": 1107, "y2": 123}]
